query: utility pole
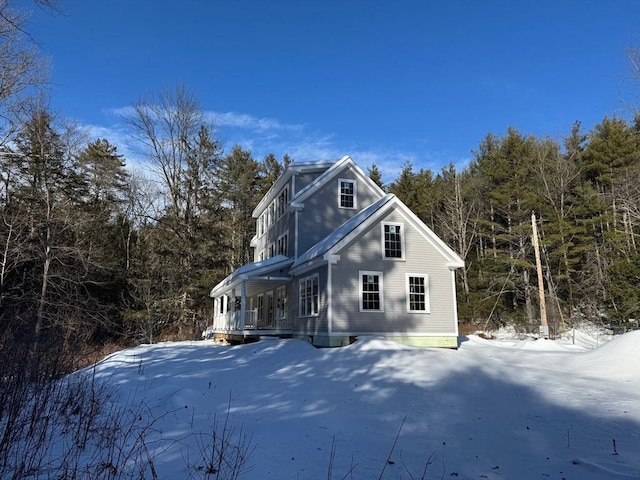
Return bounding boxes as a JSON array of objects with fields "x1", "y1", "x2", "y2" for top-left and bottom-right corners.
[{"x1": 531, "y1": 211, "x2": 549, "y2": 339}]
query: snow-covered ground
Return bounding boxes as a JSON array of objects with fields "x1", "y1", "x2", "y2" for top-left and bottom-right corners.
[{"x1": 84, "y1": 328, "x2": 639, "y2": 479}]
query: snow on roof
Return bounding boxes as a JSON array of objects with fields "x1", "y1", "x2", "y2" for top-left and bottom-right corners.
[
  {"x1": 252, "y1": 157, "x2": 344, "y2": 218},
  {"x1": 210, "y1": 255, "x2": 293, "y2": 296}
]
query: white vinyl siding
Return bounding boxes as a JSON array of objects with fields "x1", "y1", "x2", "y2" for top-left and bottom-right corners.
[
  {"x1": 359, "y1": 270, "x2": 384, "y2": 312},
  {"x1": 299, "y1": 274, "x2": 319, "y2": 317},
  {"x1": 407, "y1": 274, "x2": 430, "y2": 313}
]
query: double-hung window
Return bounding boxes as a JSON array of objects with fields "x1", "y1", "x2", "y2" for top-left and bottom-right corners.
[
  {"x1": 277, "y1": 187, "x2": 288, "y2": 217},
  {"x1": 338, "y1": 179, "x2": 356, "y2": 209},
  {"x1": 277, "y1": 233, "x2": 288, "y2": 257},
  {"x1": 299, "y1": 274, "x2": 319, "y2": 316},
  {"x1": 359, "y1": 271, "x2": 383, "y2": 311},
  {"x1": 407, "y1": 274, "x2": 430, "y2": 313},
  {"x1": 382, "y1": 222, "x2": 404, "y2": 259}
]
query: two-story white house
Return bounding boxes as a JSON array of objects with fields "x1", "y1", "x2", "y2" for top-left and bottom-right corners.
[{"x1": 208, "y1": 155, "x2": 464, "y2": 348}]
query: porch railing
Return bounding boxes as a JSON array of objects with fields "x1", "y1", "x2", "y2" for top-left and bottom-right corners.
[{"x1": 210, "y1": 309, "x2": 292, "y2": 332}]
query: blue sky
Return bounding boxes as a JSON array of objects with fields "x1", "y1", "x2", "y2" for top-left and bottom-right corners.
[{"x1": 23, "y1": 0, "x2": 640, "y2": 183}]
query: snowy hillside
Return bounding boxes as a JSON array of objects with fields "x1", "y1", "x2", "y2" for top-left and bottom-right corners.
[{"x1": 75, "y1": 329, "x2": 640, "y2": 480}]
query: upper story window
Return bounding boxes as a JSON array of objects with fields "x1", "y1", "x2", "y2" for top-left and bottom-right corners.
[
  {"x1": 359, "y1": 271, "x2": 383, "y2": 311},
  {"x1": 277, "y1": 232, "x2": 288, "y2": 257},
  {"x1": 258, "y1": 214, "x2": 265, "y2": 237},
  {"x1": 277, "y1": 186, "x2": 289, "y2": 217},
  {"x1": 382, "y1": 222, "x2": 404, "y2": 260},
  {"x1": 338, "y1": 179, "x2": 356, "y2": 209}
]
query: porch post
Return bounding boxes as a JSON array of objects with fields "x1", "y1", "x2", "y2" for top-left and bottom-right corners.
[
  {"x1": 230, "y1": 287, "x2": 236, "y2": 329},
  {"x1": 240, "y1": 280, "x2": 247, "y2": 330}
]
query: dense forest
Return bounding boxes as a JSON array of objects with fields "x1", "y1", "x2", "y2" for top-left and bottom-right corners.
[{"x1": 1, "y1": 1, "x2": 638, "y2": 364}]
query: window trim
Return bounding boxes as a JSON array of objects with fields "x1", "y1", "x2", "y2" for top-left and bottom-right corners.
[
  {"x1": 277, "y1": 186, "x2": 289, "y2": 218},
  {"x1": 381, "y1": 222, "x2": 405, "y2": 260},
  {"x1": 338, "y1": 178, "x2": 357, "y2": 209},
  {"x1": 359, "y1": 270, "x2": 384, "y2": 312},
  {"x1": 406, "y1": 273, "x2": 430, "y2": 313},
  {"x1": 299, "y1": 274, "x2": 319, "y2": 317},
  {"x1": 277, "y1": 232, "x2": 289, "y2": 257}
]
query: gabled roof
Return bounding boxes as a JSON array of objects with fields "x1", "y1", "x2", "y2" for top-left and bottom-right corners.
[
  {"x1": 292, "y1": 155, "x2": 385, "y2": 205},
  {"x1": 210, "y1": 255, "x2": 294, "y2": 297},
  {"x1": 291, "y1": 194, "x2": 465, "y2": 273},
  {"x1": 252, "y1": 155, "x2": 386, "y2": 218},
  {"x1": 292, "y1": 195, "x2": 394, "y2": 270},
  {"x1": 252, "y1": 159, "x2": 336, "y2": 218}
]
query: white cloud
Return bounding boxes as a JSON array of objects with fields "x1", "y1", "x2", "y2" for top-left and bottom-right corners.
[
  {"x1": 208, "y1": 111, "x2": 304, "y2": 132},
  {"x1": 82, "y1": 106, "x2": 470, "y2": 186}
]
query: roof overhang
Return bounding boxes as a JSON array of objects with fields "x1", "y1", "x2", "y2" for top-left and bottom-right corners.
[{"x1": 210, "y1": 256, "x2": 294, "y2": 297}]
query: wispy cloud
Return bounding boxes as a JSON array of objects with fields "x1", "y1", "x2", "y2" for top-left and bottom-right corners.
[
  {"x1": 80, "y1": 107, "x2": 469, "y2": 186},
  {"x1": 208, "y1": 111, "x2": 304, "y2": 132}
]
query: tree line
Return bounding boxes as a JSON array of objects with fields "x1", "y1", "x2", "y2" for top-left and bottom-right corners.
[
  {"x1": 0, "y1": 87, "x2": 294, "y2": 352},
  {"x1": 384, "y1": 118, "x2": 639, "y2": 334},
  {"x1": 1, "y1": 0, "x2": 638, "y2": 362}
]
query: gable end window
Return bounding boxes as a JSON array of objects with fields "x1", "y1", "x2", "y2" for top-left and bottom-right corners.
[
  {"x1": 338, "y1": 179, "x2": 356, "y2": 209},
  {"x1": 406, "y1": 274, "x2": 430, "y2": 313},
  {"x1": 359, "y1": 271, "x2": 384, "y2": 312},
  {"x1": 382, "y1": 222, "x2": 404, "y2": 259},
  {"x1": 299, "y1": 274, "x2": 319, "y2": 317}
]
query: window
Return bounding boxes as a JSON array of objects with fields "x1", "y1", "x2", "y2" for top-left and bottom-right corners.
[
  {"x1": 268, "y1": 243, "x2": 275, "y2": 259},
  {"x1": 299, "y1": 274, "x2": 319, "y2": 316},
  {"x1": 258, "y1": 250, "x2": 265, "y2": 261},
  {"x1": 407, "y1": 274, "x2": 430, "y2": 312},
  {"x1": 258, "y1": 214, "x2": 265, "y2": 237},
  {"x1": 276, "y1": 285, "x2": 287, "y2": 321},
  {"x1": 277, "y1": 233, "x2": 288, "y2": 257},
  {"x1": 338, "y1": 179, "x2": 356, "y2": 209},
  {"x1": 359, "y1": 271, "x2": 383, "y2": 311},
  {"x1": 271, "y1": 201, "x2": 276, "y2": 222},
  {"x1": 382, "y1": 223, "x2": 404, "y2": 259},
  {"x1": 277, "y1": 187, "x2": 289, "y2": 217}
]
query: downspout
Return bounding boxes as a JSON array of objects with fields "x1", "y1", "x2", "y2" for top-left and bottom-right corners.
[
  {"x1": 324, "y1": 254, "x2": 341, "y2": 336},
  {"x1": 449, "y1": 266, "x2": 459, "y2": 337},
  {"x1": 294, "y1": 210, "x2": 299, "y2": 259}
]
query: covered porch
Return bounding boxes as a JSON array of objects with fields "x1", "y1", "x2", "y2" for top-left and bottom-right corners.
[{"x1": 205, "y1": 256, "x2": 294, "y2": 337}]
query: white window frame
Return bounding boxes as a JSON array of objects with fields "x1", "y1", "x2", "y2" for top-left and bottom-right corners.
[
  {"x1": 338, "y1": 178, "x2": 357, "y2": 209},
  {"x1": 276, "y1": 285, "x2": 287, "y2": 321},
  {"x1": 277, "y1": 186, "x2": 289, "y2": 217},
  {"x1": 299, "y1": 274, "x2": 319, "y2": 317},
  {"x1": 277, "y1": 232, "x2": 288, "y2": 257},
  {"x1": 381, "y1": 222, "x2": 405, "y2": 260},
  {"x1": 359, "y1": 270, "x2": 384, "y2": 312},
  {"x1": 258, "y1": 250, "x2": 265, "y2": 261},
  {"x1": 406, "y1": 274, "x2": 430, "y2": 313}
]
